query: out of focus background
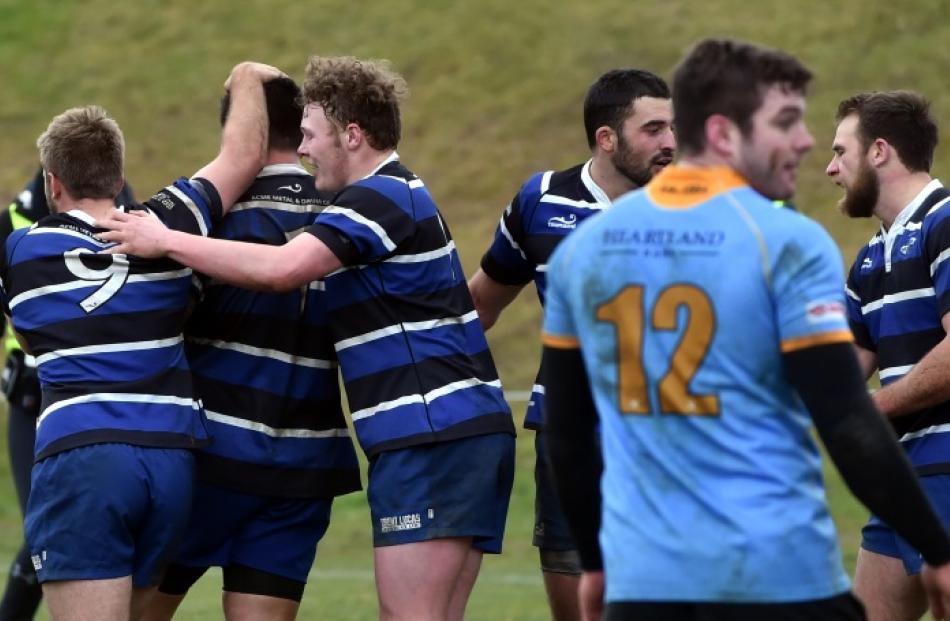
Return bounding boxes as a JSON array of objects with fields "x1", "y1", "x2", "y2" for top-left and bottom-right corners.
[{"x1": 0, "y1": 1, "x2": 948, "y2": 618}]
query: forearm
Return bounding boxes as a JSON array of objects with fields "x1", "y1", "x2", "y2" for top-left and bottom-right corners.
[
  {"x1": 220, "y1": 63, "x2": 269, "y2": 177},
  {"x1": 467, "y1": 269, "x2": 522, "y2": 331},
  {"x1": 164, "y1": 231, "x2": 297, "y2": 292},
  {"x1": 542, "y1": 345, "x2": 603, "y2": 571},
  {"x1": 874, "y1": 337, "x2": 950, "y2": 417}
]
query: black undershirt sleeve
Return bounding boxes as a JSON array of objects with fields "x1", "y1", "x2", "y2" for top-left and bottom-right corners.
[
  {"x1": 542, "y1": 345, "x2": 603, "y2": 571},
  {"x1": 784, "y1": 342, "x2": 950, "y2": 567}
]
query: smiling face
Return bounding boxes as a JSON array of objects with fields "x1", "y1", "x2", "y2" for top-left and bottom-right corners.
[
  {"x1": 826, "y1": 113, "x2": 879, "y2": 218},
  {"x1": 609, "y1": 96, "x2": 676, "y2": 187},
  {"x1": 733, "y1": 85, "x2": 814, "y2": 201},
  {"x1": 298, "y1": 103, "x2": 349, "y2": 193}
]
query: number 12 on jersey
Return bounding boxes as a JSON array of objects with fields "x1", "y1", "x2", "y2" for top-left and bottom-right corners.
[{"x1": 596, "y1": 284, "x2": 720, "y2": 417}]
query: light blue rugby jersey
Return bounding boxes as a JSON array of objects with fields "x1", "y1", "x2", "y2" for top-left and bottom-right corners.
[
  {"x1": 0, "y1": 178, "x2": 219, "y2": 461},
  {"x1": 543, "y1": 166, "x2": 854, "y2": 603}
]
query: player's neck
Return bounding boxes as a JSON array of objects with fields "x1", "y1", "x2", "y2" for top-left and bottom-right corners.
[
  {"x1": 589, "y1": 155, "x2": 637, "y2": 201},
  {"x1": 347, "y1": 148, "x2": 396, "y2": 185},
  {"x1": 55, "y1": 197, "x2": 116, "y2": 221},
  {"x1": 876, "y1": 171, "x2": 934, "y2": 230},
  {"x1": 266, "y1": 149, "x2": 301, "y2": 167}
]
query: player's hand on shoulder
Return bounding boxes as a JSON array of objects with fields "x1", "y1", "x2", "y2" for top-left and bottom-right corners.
[
  {"x1": 225, "y1": 61, "x2": 286, "y2": 89},
  {"x1": 96, "y1": 209, "x2": 170, "y2": 258},
  {"x1": 579, "y1": 570, "x2": 605, "y2": 621},
  {"x1": 922, "y1": 562, "x2": 950, "y2": 620}
]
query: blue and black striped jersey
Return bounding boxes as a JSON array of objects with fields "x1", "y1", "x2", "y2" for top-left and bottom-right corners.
[
  {"x1": 308, "y1": 153, "x2": 514, "y2": 456},
  {"x1": 480, "y1": 160, "x2": 610, "y2": 428},
  {"x1": 846, "y1": 180, "x2": 950, "y2": 473},
  {"x1": 185, "y1": 164, "x2": 361, "y2": 498},
  {"x1": 0, "y1": 177, "x2": 219, "y2": 461}
]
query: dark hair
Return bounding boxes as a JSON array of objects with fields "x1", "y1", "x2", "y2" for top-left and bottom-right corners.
[
  {"x1": 37, "y1": 105, "x2": 124, "y2": 199},
  {"x1": 303, "y1": 56, "x2": 408, "y2": 150},
  {"x1": 672, "y1": 38, "x2": 812, "y2": 155},
  {"x1": 583, "y1": 69, "x2": 670, "y2": 148},
  {"x1": 221, "y1": 76, "x2": 303, "y2": 152},
  {"x1": 836, "y1": 91, "x2": 938, "y2": 173}
]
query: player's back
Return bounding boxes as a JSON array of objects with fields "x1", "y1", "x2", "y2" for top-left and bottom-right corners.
[
  {"x1": 185, "y1": 164, "x2": 361, "y2": 498},
  {"x1": 0, "y1": 179, "x2": 217, "y2": 461},
  {"x1": 544, "y1": 166, "x2": 851, "y2": 602}
]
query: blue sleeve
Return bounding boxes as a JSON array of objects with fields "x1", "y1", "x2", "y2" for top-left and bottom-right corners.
[
  {"x1": 924, "y1": 204, "x2": 950, "y2": 318},
  {"x1": 480, "y1": 175, "x2": 545, "y2": 286},
  {"x1": 771, "y1": 216, "x2": 853, "y2": 353},
  {"x1": 138, "y1": 177, "x2": 222, "y2": 237}
]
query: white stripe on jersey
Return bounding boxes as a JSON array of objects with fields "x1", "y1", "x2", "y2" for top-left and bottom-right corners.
[
  {"x1": 860, "y1": 287, "x2": 935, "y2": 315},
  {"x1": 8, "y1": 269, "x2": 192, "y2": 310},
  {"x1": 539, "y1": 194, "x2": 606, "y2": 211},
  {"x1": 38, "y1": 393, "x2": 198, "y2": 427},
  {"x1": 204, "y1": 410, "x2": 350, "y2": 438},
  {"x1": 335, "y1": 310, "x2": 480, "y2": 351},
  {"x1": 230, "y1": 200, "x2": 325, "y2": 214},
  {"x1": 376, "y1": 175, "x2": 425, "y2": 190},
  {"x1": 540, "y1": 171, "x2": 553, "y2": 194},
  {"x1": 257, "y1": 163, "x2": 311, "y2": 177},
  {"x1": 931, "y1": 246, "x2": 950, "y2": 277},
  {"x1": 879, "y1": 364, "x2": 914, "y2": 381},
  {"x1": 25, "y1": 226, "x2": 112, "y2": 248},
  {"x1": 35, "y1": 336, "x2": 184, "y2": 366},
  {"x1": 536, "y1": 264, "x2": 548, "y2": 273},
  {"x1": 900, "y1": 422, "x2": 950, "y2": 442},
  {"x1": 845, "y1": 287, "x2": 860, "y2": 302},
  {"x1": 351, "y1": 377, "x2": 503, "y2": 421},
  {"x1": 926, "y1": 196, "x2": 950, "y2": 217},
  {"x1": 168, "y1": 184, "x2": 209, "y2": 237},
  {"x1": 186, "y1": 337, "x2": 336, "y2": 369},
  {"x1": 322, "y1": 206, "x2": 396, "y2": 252},
  {"x1": 384, "y1": 240, "x2": 455, "y2": 264},
  {"x1": 498, "y1": 215, "x2": 528, "y2": 260}
]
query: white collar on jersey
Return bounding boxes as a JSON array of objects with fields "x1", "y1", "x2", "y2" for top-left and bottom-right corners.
[
  {"x1": 257, "y1": 163, "x2": 311, "y2": 178},
  {"x1": 888, "y1": 178, "x2": 944, "y2": 233},
  {"x1": 64, "y1": 209, "x2": 98, "y2": 226},
  {"x1": 365, "y1": 151, "x2": 400, "y2": 178},
  {"x1": 580, "y1": 159, "x2": 611, "y2": 207}
]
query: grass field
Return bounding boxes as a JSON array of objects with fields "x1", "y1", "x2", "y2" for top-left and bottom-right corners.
[{"x1": 1, "y1": 0, "x2": 948, "y2": 618}]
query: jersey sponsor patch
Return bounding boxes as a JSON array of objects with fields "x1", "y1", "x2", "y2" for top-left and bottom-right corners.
[
  {"x1": 805, "y1": 300, "x2": 847, "y2": 324},
  {"x1": 547, "y1": 213, "x2": 577, "y2": 229},
  {"x1": 379, "y1": 512, "x2": 424, "y2": 532}
]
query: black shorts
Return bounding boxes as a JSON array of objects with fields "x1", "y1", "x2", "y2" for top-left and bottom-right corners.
[{"x1": 605, "y1": 592, "x2": 865, "y2": 621}]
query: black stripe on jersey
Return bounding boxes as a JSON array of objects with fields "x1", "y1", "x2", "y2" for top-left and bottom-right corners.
[
  {"x1": 344, "y1": 350, "x2": 500, "y2": 412},
  {"x1": 886, "y1": 256, "x2": 940, "y2": 292},
  {"x1": 876, "y1": 328, "x2": 945, "y2": 370},
  {"x1": 36, "y1": 429, "x2": 208, "y2": 462},
  {"x1": 239, "y1": 173, "x2": 331, "y2": 206},
  {"x1": 328, "y1": 281, "x2": 474, "y2": 342},
  {"x1": 391, "y1": 214, "x2": 455, "y2": 256},
  {"x1": 365, "y1": 413, "x2": 515, "y2": 458},
  {"x1": 196, "y1": 375, "x2": 346, "y2": 432},
  {"x1": 892, "y1": 405, "x2": 950, "y2": 437},
  {"x1": 481, "y1": 251, "x2": 534, "y2": 286},
  {"x1": 195, "y1": 452, "x2": 361, "y2": 499},
  {"x1": 324, "y1": 183, "x2": 416, "y2": 256},
  {"x1": 22, "y1": 308, "x2": 187, "y2": 355},
  {"x1": 40, "y1": 367, "x2": 197, "y2": 408},
  {"x1": 186, "y1": 310, "x2": 337, "y2": 361}
]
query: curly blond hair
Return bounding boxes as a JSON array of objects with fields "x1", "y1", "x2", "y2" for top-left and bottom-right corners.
[
  {"x1": 303, "y1": 56, "x2": 408, "y2": 150},
  {"x1": 37, "y1": 105, "x2": 125, "y2": 199}
]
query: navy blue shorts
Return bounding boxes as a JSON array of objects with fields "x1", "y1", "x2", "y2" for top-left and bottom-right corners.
[
  {"x1": 533, "y1": 430, "x2": 578, "y2": 551},
  {"x1": 367, "y1": 432, "x2": 515, "y2": 553},
  {"x1": 861, "y1": 474, "x2": 950, "y2": 575},
  {"x1": 170, "y1": 481, "x2": 333, "y2": 584},
  {"x1": 25, "y1": 443, "x2": 194, "y2": 587}
]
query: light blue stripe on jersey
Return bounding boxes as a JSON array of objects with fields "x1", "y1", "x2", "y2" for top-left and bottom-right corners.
[{"x1": 543, "y1": 174, "x2": 850, "y2": 603}]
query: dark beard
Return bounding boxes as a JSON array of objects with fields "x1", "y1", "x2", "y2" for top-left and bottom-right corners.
[
  {"x1": 839, "y1": 162, "x2": 879, "y2": 218},
  {"x1": 612, "y1": 133, "x2": 671, "y2": 188}
]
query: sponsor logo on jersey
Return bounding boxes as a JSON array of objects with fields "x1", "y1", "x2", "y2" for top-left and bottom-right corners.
[
  {"x1": 547, "y1": 213, "x2": 577, "y2": 229},
  {"x1": 900, "y1": 236, "x2": 917, "y2": 255},
  {"x1": 277, "y1": 184, "x2": 303, "y2": 193},
  {"x1": 861, "y1": 257, "x2": 874, "y2": 270},
  {"x1": 31, "y1": 550, "x2": 46, "y2": 571},
  {"x1": 380, "y1": 512, "x2": 422, "y2": 533},
  {"x1": 805, "y1": 300, "x2": 846, "y2": 324}
]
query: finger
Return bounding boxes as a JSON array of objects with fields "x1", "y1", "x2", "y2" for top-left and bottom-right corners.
[
  {"x1": 97, "y1": 230, "x2": 123, "y2": 242},
  {"x1": 101, "y1": 243, "x2": 128, "y2": 255}
]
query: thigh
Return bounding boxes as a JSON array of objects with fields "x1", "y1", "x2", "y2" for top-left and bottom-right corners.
[
  {"x1": 43, "y1": 576, "x2": 132, "y2": 621},
  {"x1": 374, "y1": 537, "x2": 473, "y2": 620},
  {"x1": 853, "y1": 547, "x2": 925, "y2": 621},
  {"x1": 367, "y1": 433, "x2": 515, "y2": 554}
]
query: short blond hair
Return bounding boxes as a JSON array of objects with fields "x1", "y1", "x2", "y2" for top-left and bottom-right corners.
[
  {"x1": 303, "y1": 56, "x2": 408, "y2": 150},
  {"x1": 37, "y1": 105, "x2": 125, "y2": 199}
]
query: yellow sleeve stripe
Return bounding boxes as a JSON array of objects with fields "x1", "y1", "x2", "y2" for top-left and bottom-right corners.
[
  {"x1": 780, "y1": 330, "x2": 854, "y2": 353},
  {"x1": 541, "y1": 333, "x2": 580, "y2": 349}
]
